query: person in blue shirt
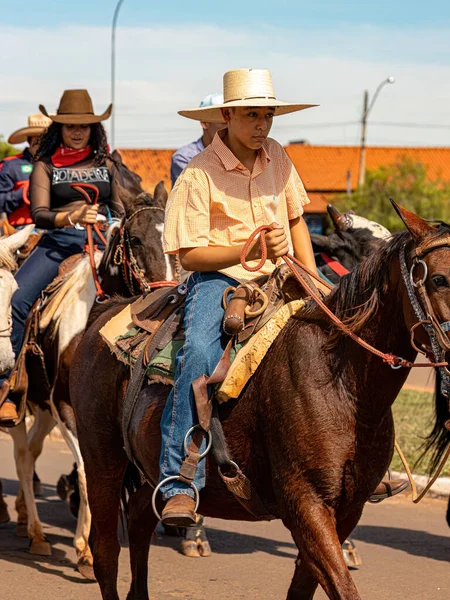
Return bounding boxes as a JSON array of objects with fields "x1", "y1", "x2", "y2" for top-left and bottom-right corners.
[
  {"x1": 170, "y1": 94, "x2": 226, "y2": 187},
  {"x1": 0, "y1": 114, "x2": 51, "y2": 226}
]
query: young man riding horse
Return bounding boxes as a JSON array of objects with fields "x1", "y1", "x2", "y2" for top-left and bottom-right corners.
[
  {"x1": 0, "y1": 90, "x2": 122, "y2": 423},
  {"x1": 159, "y1": 68, "x2": 406, "y2": 526}
]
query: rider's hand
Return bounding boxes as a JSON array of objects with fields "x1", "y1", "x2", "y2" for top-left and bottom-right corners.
[
  {"x1": 264, "y1": 223, "x2": 289, "y2": 259},
  {"x1": 69, "y1": 204, "x2": 99, "y2": 225}
]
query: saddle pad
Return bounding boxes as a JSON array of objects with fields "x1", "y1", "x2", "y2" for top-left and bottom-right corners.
[
  {"x1": 217, "y1": 299, "x2": 304, "y2": 403},
  {"x1": 101, "y1": 298, "x2": 304, "y2": 400}
]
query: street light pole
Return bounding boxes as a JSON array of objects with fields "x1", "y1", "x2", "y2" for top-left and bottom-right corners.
[
  {"x1": 358, "y1": 76, "x2": 395, "y2": 187},
  {"x1": 111, "y1": 0, "x2": 125, "y2": 151}
]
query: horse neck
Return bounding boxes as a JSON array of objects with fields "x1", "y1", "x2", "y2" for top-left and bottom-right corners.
[{"x1": 324, "y1": 257, "x2": 416, "y2": 422}]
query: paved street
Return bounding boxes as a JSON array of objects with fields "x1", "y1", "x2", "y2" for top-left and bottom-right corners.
[{"x1": 0, "y1": 432, "x2": 449, "y2": 600}]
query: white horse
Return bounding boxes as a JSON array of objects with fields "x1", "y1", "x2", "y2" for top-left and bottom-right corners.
[{"x1": 0, "y1": 225, "x2": 102, "y2": 576}]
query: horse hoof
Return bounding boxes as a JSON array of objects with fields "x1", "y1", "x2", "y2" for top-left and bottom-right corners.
[
  {"x1": 29, "y1": 540, "x2": 52, "y2": 556},
  {"x1": 16, "y1": 523, "x2": 28, "y2": 537},
  {"x1": 77, "y1": 561, "x2": 96, "y2": 581},
  {"x1": 198, "y1": 540, "x2": 212, "y2": 557},
  {"x1": 179, "y1": 540, "x2": 200, "y2": 558},
  {"x1": 33, "y1": 481, "x2": 43, "y2": 497},
  {"x1": 342, "y1": 539, "x2": 362, "y2": 569},
  {"x1": 0, "y1": 507, "x2": 10, "y2": 524}
]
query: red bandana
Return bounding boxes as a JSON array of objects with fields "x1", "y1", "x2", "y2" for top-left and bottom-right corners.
[{"x1": 51, "y1": 145, "x2": 92, "y2": 167}]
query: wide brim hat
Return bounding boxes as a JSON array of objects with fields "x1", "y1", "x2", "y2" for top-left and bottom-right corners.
[
  {"x1": 178, "y1": 69, "x2": 318, "y2": 123},
  {"x1": 39, "y1": 89, "x2": 112, "y2": 124},
  {"x1": 8, "y1": 114, "x2": 53, "y2": 144}
]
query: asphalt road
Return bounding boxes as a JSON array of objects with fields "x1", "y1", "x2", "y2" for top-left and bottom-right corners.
[{"x1": 0, "y1": 432, "x2": 449, "y2": 600}]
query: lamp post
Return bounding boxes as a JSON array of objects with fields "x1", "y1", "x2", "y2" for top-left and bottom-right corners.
[
  {"x1": 111, "y1": 0, "x2": 125, "y2": 150},
  {"x1": 358, "y1": 76, "x2": 395, "y2": 187}
]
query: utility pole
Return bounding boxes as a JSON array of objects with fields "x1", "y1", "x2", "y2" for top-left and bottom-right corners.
[
  {"x1": 357, "y1": 76, "x2": 395, "y2": 188},
  {"x1": 358, "y1": 90, "x2": 369, "y2": 187},
  {"x1": 111, "y1": 0, "x2": 125, "y2": 150}
]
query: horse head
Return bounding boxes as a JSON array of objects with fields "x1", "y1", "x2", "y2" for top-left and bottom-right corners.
[
  {"x1": 327, "y1": 205, "x2": 390, "y2": 239},
  {"x1": 310, "y1": 227, "x2": 381, "y2": 272},
  {"x1": 0, "y1": 225, "x2": 34, "y2": 374},
  {"x1": 100, "y1": 181, "x2": 177, "y2": 294}
]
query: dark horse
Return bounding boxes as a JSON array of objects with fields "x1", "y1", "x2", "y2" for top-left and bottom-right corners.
[{"x1": 70, "y1": 202, "x2": 450, "y2": 599}]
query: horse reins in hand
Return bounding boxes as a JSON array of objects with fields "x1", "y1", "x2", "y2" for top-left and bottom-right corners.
[
  {"x1": 70, "y1": 183, "x2": 109, "y2": 302},
  {"x1": 113, "y1": 206, "x2": 178, "y2": 295},
  {"x1": 241, "y1": 225, "x2": 448, "y2": 370}
]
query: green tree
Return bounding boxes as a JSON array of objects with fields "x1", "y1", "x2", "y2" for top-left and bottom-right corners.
[
  {"x1": 334, "y1": 156, "x2": 450, "y2": 231},
  {"x1": 0, "y1": 136, "x2": 20, "y2": 161}
]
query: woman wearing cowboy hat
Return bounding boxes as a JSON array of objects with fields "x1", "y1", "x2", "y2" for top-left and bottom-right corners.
[
  {"x1": 0, "y1": 89, "x2": 122, "y2": 423},
  {"x1": 0, "y1": 114, "x2": 52, "y2": 226}
]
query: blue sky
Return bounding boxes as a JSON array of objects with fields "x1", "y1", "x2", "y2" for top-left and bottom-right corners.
[
  {"x1": 2, "y1": 1, "x2": 450, "y2": 148},
  {"x1": 3, "y1": 1, "x2": 449, "y2": 29}
]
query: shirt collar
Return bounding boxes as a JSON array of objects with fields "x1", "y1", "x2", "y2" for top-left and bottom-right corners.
[
  {"x1": 212, "y1": 129, "x2": 271, "y2": 173},
  {"x1": 23, "y1": 147, "x2": 33, "y2": 163}
]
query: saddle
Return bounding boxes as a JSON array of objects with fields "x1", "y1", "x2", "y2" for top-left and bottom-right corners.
[{"x1": 3, "y1": 253, "x2": 102, "y2": 425}]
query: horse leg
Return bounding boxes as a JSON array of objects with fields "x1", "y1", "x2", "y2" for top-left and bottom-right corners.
[
  {"x1": 87, "y1": 455, "x2": 127, "y2": 599},
  {"x1": 180, "y1": 515, "x2": 212, "y2": 558},
  {"x1": 53, "y1": 415, "x2": 94, "y2": 580},
  {"x1": 286, "y1": 503, "x2": 361, "y2": 600},
  {"x1": 0, "y1": 479, "x2": 10, "y2": 523},
  {"x1": 27, "y1": 408, "x2": 56, "y2": 496},
  {"x1": 10, "y1": 421, "x2": 51, "y2": 555},
  {"x1": 126, "y1": 483, "x2": 158, "y2": 600}
]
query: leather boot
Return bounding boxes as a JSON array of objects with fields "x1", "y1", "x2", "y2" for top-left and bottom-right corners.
[
  {"x1": 0, "y1": 382, "x2": 17, "y2": 424},
  {"x1": 369, "y1": 478, "x2": 409, "y2": 503},
  {"x1": 0, "y1": 401, "x2": 18, "y2": 423},
  {"x1": 161, "y1": 495, "x2": 196, "y2": 527}
]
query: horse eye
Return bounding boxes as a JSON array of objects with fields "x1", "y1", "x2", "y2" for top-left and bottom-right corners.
[
  {"x1": 432, "y1": 275, "x2": 449, "y2": 288},
  {"x1": 129, "y1": 236, "x2": 142, "y2": 246}
]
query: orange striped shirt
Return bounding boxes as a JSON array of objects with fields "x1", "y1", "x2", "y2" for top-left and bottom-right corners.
[{"x1": 164, "y1": 130, "x2": 310, "y2": 281}]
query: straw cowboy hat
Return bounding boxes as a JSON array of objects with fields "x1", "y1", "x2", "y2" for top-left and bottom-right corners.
[
  {"x1": 179, "y1": 68, "x2": 317, "y2": 123},
  {"x1": 8, "y1": 114, "x2": 53, "y2": 144},
  {"x1": 39, "y1": 89, "x2": 112, "y2": 125}
]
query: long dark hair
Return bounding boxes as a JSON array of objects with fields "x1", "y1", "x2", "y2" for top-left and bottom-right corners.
[{"x1": 33, "y1": 122, "x2": 109, "y2": 166}]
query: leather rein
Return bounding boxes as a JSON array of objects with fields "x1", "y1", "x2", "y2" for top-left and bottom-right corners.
[{"x1": 241, "y1": 226, "x2": 450, "y2": 375}]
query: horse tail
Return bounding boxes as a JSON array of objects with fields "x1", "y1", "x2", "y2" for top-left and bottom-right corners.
[
  {"x1": 417, "y1": 369, "x2": 450, "y2": 474},
  {"x1": 121, "y1": 461, "x2": 143, "y2": 517}
]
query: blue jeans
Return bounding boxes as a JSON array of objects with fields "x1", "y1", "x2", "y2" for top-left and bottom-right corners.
[
  {"x1": 0, "y1": 228, "x2": 91, "y2": 393},
  {"x1": 159, "y1": 271, "x2": 238, "y2": 500}
]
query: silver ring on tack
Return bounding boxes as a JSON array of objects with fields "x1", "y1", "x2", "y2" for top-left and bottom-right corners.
[
  {"x1": 183, "y1": 425, "x2": 212, "y2": 459},
  {"x1": 151, "y1": 476, "x2": 200, "y2": 521}
]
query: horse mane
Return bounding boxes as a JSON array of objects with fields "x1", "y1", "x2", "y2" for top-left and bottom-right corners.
[
  {"x1": 0, "y1": 246, "x2": 17, "y2": 271},
  {"x1": 319, "y1": 231, "x2": 410, "y2": 339},
  {"x1": 319, "y1": 223, "x2": 450, "y2": 339}
]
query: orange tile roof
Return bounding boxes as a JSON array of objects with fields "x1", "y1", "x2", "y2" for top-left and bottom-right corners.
[
  {"x1": 119, "y1": 145, "x2": 450, "y2": 215},
  {"x1": 285, "y1": 145, "x2": 450, "y2": 193},
  {"x1": 118, "y1": 148, "x2": 174, "y2": 195}
]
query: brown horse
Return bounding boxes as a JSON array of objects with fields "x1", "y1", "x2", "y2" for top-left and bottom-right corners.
[
  {"x1": 70, "y1": 202, "x2": 450, "y2": 599},
  {"x1": 4, "y1": 180, "x2": 176, "y2": 574}
]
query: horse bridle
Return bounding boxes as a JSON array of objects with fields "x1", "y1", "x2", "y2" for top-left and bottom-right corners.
[
  {"x1": 399, "y1": 234, "x2": 450, "y2": 398},
  {"x1": 114, "y1": 206, "x2": 179, "y2": 295}
]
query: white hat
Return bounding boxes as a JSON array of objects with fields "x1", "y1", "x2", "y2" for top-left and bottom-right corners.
[
  {"x1": 8, "y1": 114, "x2": 52, "y2": 144},
  {"x1": 179, "y1": 69, "x2": 317, "y2": 123}
]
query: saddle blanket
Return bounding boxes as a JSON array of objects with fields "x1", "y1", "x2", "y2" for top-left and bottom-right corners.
[{"x1": 100, "y1": 299, "x2": 305, "y2": 402}]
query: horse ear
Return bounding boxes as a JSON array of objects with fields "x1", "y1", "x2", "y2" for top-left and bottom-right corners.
[
  {"x1": 327, "y1": 205, "x2": 347, "y2": 231},
  {"x1": 117, "y1": 185, "x2": 135, "y2": 216},
  {"x1": 390, "y1": 199, "x2": 434, "y2": 239},
  {"x1": 153, "y1": 181, "x2": 168, "y2": 209}
]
